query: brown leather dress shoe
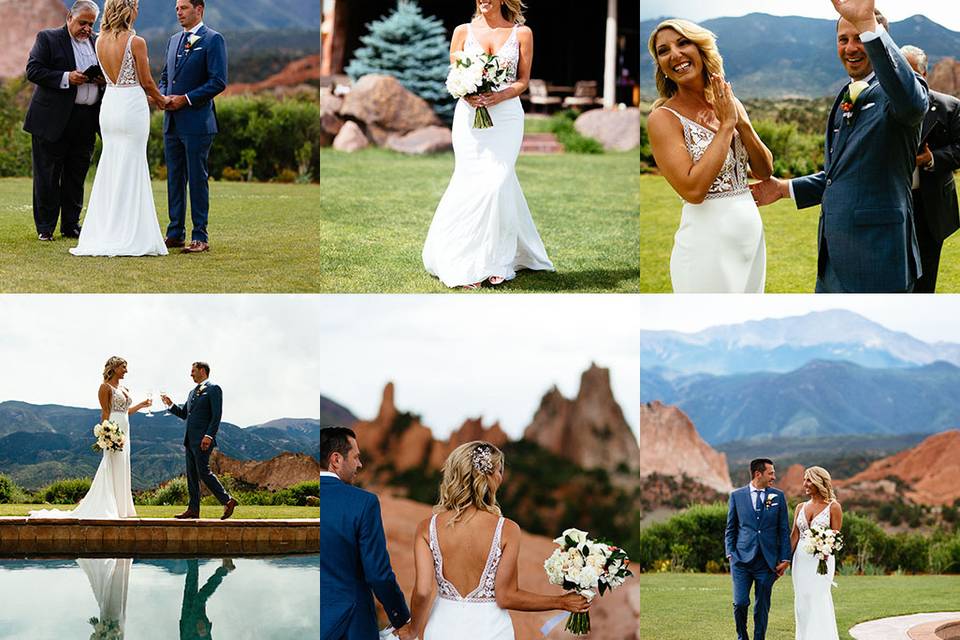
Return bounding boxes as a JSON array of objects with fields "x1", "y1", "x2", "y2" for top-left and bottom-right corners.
[
  {"x1": 174, "y1": 510, "x2": 200, "y2": 519},
  {"x1": 165, "y1": 237, "x2": 185, "y2": 249},
  {"x1": 182, "y1": 241, "x2": 210, "y2": 254},
  {"x1": 221, "y1": 498, "x2": 238, "y2": 520}
]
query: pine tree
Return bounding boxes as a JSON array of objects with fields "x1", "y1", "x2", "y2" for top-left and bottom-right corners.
[{"x1": 345, "y1": 0, "x2": 455, "y2": 121}]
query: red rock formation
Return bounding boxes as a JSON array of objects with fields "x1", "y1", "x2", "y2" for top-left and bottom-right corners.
[
  {"x1": 639, "y1": 401, "x2": 733, "y2": 494},
  {"x1": 929, "y1": 57, "x2": 960, "y2": 98},
  {"x1": 838, "y1": 430, "x2": 960, "y2": 505},
  {"x1": 209, "y1": 450, "x2": 319, "y2": 491},
  {"x1": 378, "y1": 493, "x2": 639, "y2": 640},
  {"x1": 0, "y1": 0, "x2": 68, "y2": 78},
  {"x1": 523, "y1": 364, "x2": 640, "y2": 474},
  {"x1": 778, "y1": 463, "x2": 806, "y2": 501},
  {"x1": 223, "y1": 54, "x2": 321, "y2": 96}
]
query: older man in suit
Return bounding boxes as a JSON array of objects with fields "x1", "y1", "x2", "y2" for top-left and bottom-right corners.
[
  {"x1": 23, "y1": 0, "x2": 104, "y2": 242},
  {"x1": 901, "y1": 45, "x2": 960, "y2": 293},
  {"x1": 751, "y1": 0, "x2": 929, "y2": 293}
]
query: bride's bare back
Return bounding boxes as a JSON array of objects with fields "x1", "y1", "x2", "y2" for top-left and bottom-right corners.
[{"x1": 433, "y1": 509, "x2": 502, "y2": 596}]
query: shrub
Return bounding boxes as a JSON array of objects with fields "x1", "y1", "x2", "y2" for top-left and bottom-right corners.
[
  {"x1": 637, "y1": 503, "x2": 728, "y2": 572},
  {"x1": 0, "y1": 474, "x2": 29, "y2": 504},
  {"x1": 38, "y1": 478, "x2": 92, "y2": 505},
  {"x1": 550, "y1": 111, "x2": 604, "y2": 154},
  {"x1": 753, "y1": 119, "x2": 823, "y2": 178},
  {"x1": 929, "y1": 534, "x2": 960, "y2": 574},
  {"x1": 142, "y1": 476, "x2": 189, "y2": 506}
]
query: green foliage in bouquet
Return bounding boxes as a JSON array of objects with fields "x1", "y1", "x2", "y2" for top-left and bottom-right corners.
[
  {"x1": 345, "y1": 0, "x2": 455, "y2": 121},
  {"x1": 37, "y1": 478, "x2": 92, "y2": 505}
]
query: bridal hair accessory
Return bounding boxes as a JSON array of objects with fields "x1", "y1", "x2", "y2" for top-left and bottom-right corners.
[{"x1": 472, "y1": 445, "x2": 494, "y2": 475}]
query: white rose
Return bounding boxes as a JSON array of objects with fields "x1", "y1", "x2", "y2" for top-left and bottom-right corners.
[{"x1": 558, "y1": 528, "x2": 590, "y2": 546}]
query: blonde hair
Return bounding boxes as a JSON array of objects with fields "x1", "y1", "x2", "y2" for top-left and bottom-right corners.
[
  {"x1": 434, "y1": 441, "x2": 504, "y2": 524},
  {"x1": 102, "y1": 356, "x2": 127, "y2": 381},
  {"x1": 101, "y1": 0, "x2": 138, "y2": 34},
  {"x1": 647, "y1": 19, "x2": 725, "y2": 109},
  {"x1": 804, "y1": 466, "x2": 837, "y2": 502},
  {"x1": 474, "y1": 0, "x2": 526, "y2": 26}
]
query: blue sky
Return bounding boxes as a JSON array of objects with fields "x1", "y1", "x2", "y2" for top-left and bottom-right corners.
[{"x1": 641, "y1": 1, "x2": 960, "y2": 31}]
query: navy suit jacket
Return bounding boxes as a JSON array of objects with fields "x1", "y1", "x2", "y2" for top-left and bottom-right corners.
[
  {"x1": 158, "y1": 25, "x2": 227, "y2": 135},
  {"x1": 725, "y1": 485, "x2": 791, "y2": 572},
  {"x1": 793, "y1": 28, "x2": 928, "y2": 292},
  {"x1": 168, "y1": 382, "x2": 223, "y2": 447},
  {"x1": 23, "y1": 26, "x2": 103, "y2": 142},
  {"x1": 320, "y1": 476, "x2": 409, "y2": 640},
  {"x1": 915, "y1": 89, "x2": 960, "y2": 243}
]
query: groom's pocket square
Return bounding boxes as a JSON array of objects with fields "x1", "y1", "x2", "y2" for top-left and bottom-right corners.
[{"x1": 860, "y1": 103, "x2": 877, "y2": 111}]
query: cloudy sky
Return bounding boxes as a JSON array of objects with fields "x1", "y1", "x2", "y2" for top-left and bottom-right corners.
[
  {"x1": 0, "y1": 296, "x2": 322, "y2": 427},
  {"x1": 641, "y1": 0, "x2": 960, "y2": 31},
  {"x1": 316, "y1": 296, "x2": 641, "y2": 440},
  {"x1": 639, "y1": 294, "x2": 960, "y2": 344}
]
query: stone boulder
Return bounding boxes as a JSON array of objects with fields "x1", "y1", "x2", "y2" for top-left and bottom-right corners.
[
  {"x1": 0, "y1": 0, "x2": 66, "y2": 78},
  {"x1": 319, "y1": 91, "x2": 345, "y2": 146},
  {"x1": 574, "y1": 107, "x2": 641, "y2": 151},
  {"x1": 929, "y1": 57, "x2": 960, "y2": 98},
  {"x1": 333, "y1": 120, "x2": 369, "y2": 152},
  {"x1": 340, "y1": 74, "x2": 441, "y2": 141},
  {"x1": 385, "y1": 125, "x2": 453, "y2": 154},
  {"x1": 209, "y1": 451, "x2": 321, "y2": 491}
]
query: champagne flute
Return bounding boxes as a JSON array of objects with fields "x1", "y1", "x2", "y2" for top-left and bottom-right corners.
[
  {"x1": 145, "y1": 391, "x2": 154, "y2": 418},
  {"x1": 161, "y1": 389, "x2": 171, "y2": 416}
]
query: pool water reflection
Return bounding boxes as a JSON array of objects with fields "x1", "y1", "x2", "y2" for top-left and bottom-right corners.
[{"x1": 0, "y1": 556, "x2": 319, "y2": 639}]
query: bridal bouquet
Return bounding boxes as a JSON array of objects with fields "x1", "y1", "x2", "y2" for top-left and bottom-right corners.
[
  {"x1": 804, "y1": 525, "x2": 844, "y2": 575},
  {"x1": 92, "y1": 420, "x2": 124, "y2": 452},
  {"x1": 446, "y1": 50, "x2": 512, "y2": 129},
  {"x1": 542, "y1": 528, "x2": 633, "y2": 635},
  {"x1": 88, "y1": 616, "x2": 122, "y2": 640}
]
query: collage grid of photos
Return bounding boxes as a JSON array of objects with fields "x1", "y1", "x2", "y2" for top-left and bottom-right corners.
[{"x1": 1, "y1": 0, "x2": 958, "y2": 639}]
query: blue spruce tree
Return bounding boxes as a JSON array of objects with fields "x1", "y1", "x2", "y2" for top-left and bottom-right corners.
[{"x1": 345, "y1": 0, "x2": 455, "y2": 121}]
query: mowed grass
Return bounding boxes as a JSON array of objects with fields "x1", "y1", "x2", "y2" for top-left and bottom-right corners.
[
  {"x1": 640, "y1": 174, "x2": 960, "y2": 292},
  {"x1": 641, "y1": 572, "x2": 960, "y2": 640},
  {"x1": 319, "y1": 147, "x2": 640, "y2": 292},
  {"x1": 0, "y1": 178, "x2": 321, "y2": 293},
  {"x1": 0, "y1": 503, "x2": 318, "y2": 519}
]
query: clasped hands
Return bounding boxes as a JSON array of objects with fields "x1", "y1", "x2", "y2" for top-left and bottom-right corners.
[
  {"x1": 151, "y1": 95, "x2": 189, "y2": 111},
  {"x1": 391, "y1": 621, "x2": 417, "y2": 640},
  {"x1": 465, "y1": 91, "x2": 503, "y2": 109}
]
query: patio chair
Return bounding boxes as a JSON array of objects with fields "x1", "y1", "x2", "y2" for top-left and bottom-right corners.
[
  {"x1": 562, "y1": 81, "x2": 602, "y2": 110},
  {"x1": 527, "y1": 79, "x2": 562, "y2": 114}
]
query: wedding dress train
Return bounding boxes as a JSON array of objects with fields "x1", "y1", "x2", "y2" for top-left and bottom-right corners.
[
  {"x1": 793, "y1": 501, "x2": 839, "y2": 640},
  {"x1": 422, "y1": 24, "x2": 554, "y2": 287},
  {"x1": 70, "y1": 33, "x2": 167, "y2": 257},
  {"x1": 29, "y1": 385, "x2": 137, "y2": 519},
  {"x1": 422, "y1": 514, "x2": 514, "y2": 640}
]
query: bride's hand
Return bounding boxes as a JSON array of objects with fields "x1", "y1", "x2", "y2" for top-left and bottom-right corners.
[
  {"x1": 559, "y1": 592, "x2": 592, "y2": 613},
  {"x1": 711, "y1": 73, "x2": 738, "y2": 130}
]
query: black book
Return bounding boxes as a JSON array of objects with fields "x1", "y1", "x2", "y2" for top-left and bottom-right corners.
[{"x1": 83, "y1": 64, "x2": 104, "y2": 81}]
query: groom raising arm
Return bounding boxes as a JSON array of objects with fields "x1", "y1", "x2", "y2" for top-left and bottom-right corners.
[{"x1": 751, "y1": 0, "x2": 928, "y2": 293}]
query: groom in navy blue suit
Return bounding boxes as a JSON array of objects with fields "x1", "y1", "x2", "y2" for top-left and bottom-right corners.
[
  {"x1": 725, "y1": 459, "x2": 791, "y2": 640},
  {"x1": 158, "y1": 0, "x2": 228, "y2": 254},
  {"x1": 320, "y1": 427, "x2": 413, "y2": 640}
]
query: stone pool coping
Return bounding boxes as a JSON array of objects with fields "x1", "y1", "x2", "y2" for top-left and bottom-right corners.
[
  {"x1": 849, "y1": 612, "x2": 960, "y2": 640},
  {"x1": 0, "y1": 516, "x2": 319, "y2": 556}
]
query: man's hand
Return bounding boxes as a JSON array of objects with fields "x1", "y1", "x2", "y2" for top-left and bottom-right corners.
[
  {"x1": 917, "y1": 143, "x2": 934, "y2": 168},
  {"x1": 68, "y1": 71, "x2": 88, "y2": 86},
  {"x1": 831, "y1": 0, "x2": 878, "y2": 34},
  {"x1": 166, "y1": 95, "x2": 189, "y2": 111},
  {"x1": 750, "y1": 177, "x2": 789, "y2": 207},
  {"x1": 200, "y1": 435, "x2": 213, "y2": 452},
  {"x1": 394, "y1": 622, "x2": 416, "y2": 640},
  {"x1": 160, "y1": 394, "x2": 173, "y2": 407},
  {"x1": 775, "y1": 561, "x2": 791, "y2": 577}
]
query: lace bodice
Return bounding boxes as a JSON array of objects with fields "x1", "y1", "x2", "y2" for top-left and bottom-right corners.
[
  {"x1": 464, "y1": 23, "x2": 519, "y2": 90},
  {"x1": 797, "y1": 500, "x2": 833, "y2": 539},
  {"x1": 98, "y1": 33, "x2": 139, "y2": 87},
  {"x1": 109, "y1": 385, "x2": 131, "y2": 413},
  {"x1": 659, "y1": 107, "x2": 750, "y2": 201},
  {"x1": 429, "y1": 514, "x2": 505, "y2": 603}
]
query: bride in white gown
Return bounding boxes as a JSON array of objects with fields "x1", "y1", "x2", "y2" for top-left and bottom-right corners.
[
  {"x1": 422, "y1": 0, "x2": 555, "y2": 289},
  {"x1": 647, "y1": 19, "x2": 773, "y2": 293},
  {"x1": 407, "y1": 442, "x2": 589, "y2": 640},
  {"x1": 791, "y1": 466, "x2": 843, "y2": 640},
  {"x1": 29, "y1": 356, "x2": 149, "y2": 519},
  {"x1": 70, "y1": 0, "x2": 168, "y2": 257}
]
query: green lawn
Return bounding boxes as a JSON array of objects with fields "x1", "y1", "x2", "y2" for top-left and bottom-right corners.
[
  {"x1": 0, "y1": 503, "x2": 318, "y2": 519},
  {"x1": 641, "y1": 572, "x2": 959, "y2": 639},
  {"x1": 640, "y1": 174, "x2": 960, "y2": 292},
  {"x1": 0, "y1": 179, "x2": 321, "y2": 293},
  {"x1": 319, "y1": 148, "x2": 640, "y2": 292}
]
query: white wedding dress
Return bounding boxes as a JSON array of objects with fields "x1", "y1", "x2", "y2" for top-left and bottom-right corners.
[
  {"x1": 423, "y1": 514, "x2": 514, "y2": 640},
  {"x1": 78, "y1": 557, "x2": 131, "y2": 634},
  {"x1": 422, "y1": 23, "x2": 555, "y2": 287},
  {"x1": 70, "y1": 33, "x2": 168, "y2": 257},
  {"x1": 29, "y1": 385, "x2": 137, "y2": 519},
  {"x1": 660, "y1": 107, "x2": 765, "y2": 292},
  {"x1": 793, "y1": 501, "x2": 839, "y2": 640}
]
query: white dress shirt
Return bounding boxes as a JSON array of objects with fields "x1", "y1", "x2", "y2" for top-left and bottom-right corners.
[
  {"x1": 749, "y1": 482, "x2": 766, "y2": 511},
  {"x1": 177, "y1": 21, "x2": 205, "y2": 106},
  {"x1": 61, "y1": 35, "x2": 99, "y2": 105},
  {"x1": 320, "y1": 471, "x2": 340, "y2": 480}
]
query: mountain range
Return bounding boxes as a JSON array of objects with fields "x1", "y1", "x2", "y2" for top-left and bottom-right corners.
[
  {"x1": 0, "y1": 401, "x2": 320, "y2": 489},
  {"x1": 640, "y1": 13, "x2": 960, "y2": 98}
]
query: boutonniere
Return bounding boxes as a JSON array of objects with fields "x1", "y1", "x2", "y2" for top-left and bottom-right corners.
[
  {"x1": 765, "y1": 494, "x2": 777, "y2": 509},
  {"x1": 185, "y1": 34, "x2": 201, "y2": 51},
  {"x1": 840, "y1": 80, "x2": 870, "y2": 123},
  {"x1": 196, "y1": 382, "x2": 208, "y2": 396}
]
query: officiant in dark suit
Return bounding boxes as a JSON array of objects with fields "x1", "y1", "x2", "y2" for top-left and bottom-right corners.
[
  {"x1": 23, "y1": 0, "x2": 104, "y2": 242},
  {"x1": 902, "y1": 45, "x2": 960, "y2": 293}
]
